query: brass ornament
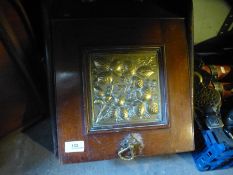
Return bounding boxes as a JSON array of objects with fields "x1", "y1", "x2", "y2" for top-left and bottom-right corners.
[
  {"x1": 137, "y1": 66, "x2": 155, "y2": 78},
  {"x1": 126, "y1": 63, "x2": 138, "y2": 76},
  {"x1": 136, "y1": 78, "x2": 144, "y2": 88},
  {"x1": 121, "y1": 108, "x2": 129, "y2": 120},
  {"x1": 142, "y1": 89, "x2": 152, "y2": 100},
  {"x1": 111, "y1": 59, "x2": 125, "y2": 76},
  {"x1": 87, "y1": 48, "x2": 163, "y2": 130},
  {"x1": 105, "y1": 96, "x2": 113, "y2": 102},
  {"x1": 93, "y1": 59, "x2": 110, "y2": 71},
  {"x1": 94, "y1": 86, "x2": 104, "y2": 97},
  {"x1": 118, "y1": 96, "x2": 126, "y2": 106},
  {"x1": 97, "y1": 72, "x2": 113, "y2": 84},
  {"x1": 94, "y1": 99, "x2": 104, "y2": 105},
  {"x1": 148, "y1": 102, "x2": 159, "y2": 114},
  {"x1": 138, "y1": 103, "x2": 145, "y2": 116}
]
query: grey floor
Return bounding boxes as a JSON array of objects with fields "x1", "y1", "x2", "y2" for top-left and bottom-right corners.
[
  {"x1": 1, "y1": 119, "x2": 233, "y2": 175},
  {"x1": 0, "y1": 119, "x2": 233, "y2": 175},
  {"x1": 1, "y1": 0, "x2": 233, "y2": 175}
]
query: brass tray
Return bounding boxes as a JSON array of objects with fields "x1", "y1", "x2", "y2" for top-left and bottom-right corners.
[{"x1": 83, "y1": 47, "x2": 168, "y2": 132}]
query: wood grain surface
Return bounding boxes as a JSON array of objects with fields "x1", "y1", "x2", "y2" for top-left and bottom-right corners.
[{"x1": 52, "y1": 19, "x2": 194, "y2": 163}]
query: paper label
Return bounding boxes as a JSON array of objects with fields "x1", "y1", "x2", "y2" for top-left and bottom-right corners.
[{"x1": 65, "y1": 141, "x2": 84, "y2": 153}]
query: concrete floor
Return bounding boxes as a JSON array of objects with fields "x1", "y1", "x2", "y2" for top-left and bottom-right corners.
[
  {"x1": 0, "y1": 119, "x2": 233, "y2": 175},
  {"x1": 1, "y1": 0, "x2": 232, "y2": 175}
]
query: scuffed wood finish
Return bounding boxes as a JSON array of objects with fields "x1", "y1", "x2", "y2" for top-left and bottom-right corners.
[{"x1": 53, "y1": 19, "x2": 194, "y2": 163}]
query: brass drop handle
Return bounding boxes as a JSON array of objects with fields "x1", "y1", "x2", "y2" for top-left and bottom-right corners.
[
  {"x1": 118, "y1": 133, "x2": 144, "y2": 161},
  {"x1": 118, "y1": 144, "x2": 136, "y2": 161}
]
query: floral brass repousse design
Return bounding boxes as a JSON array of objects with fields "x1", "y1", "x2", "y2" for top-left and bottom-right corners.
[{"x1": 86, "y1": 48, "x2": 164, "y2": 131}]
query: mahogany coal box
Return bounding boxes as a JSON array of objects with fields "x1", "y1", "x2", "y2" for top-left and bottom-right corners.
[{"x1": 45, "y1": 0, "x2": 194, "y2": 163}]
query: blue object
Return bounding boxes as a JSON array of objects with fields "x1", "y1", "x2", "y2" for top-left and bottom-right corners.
[{"x1": 192, "y1": 130, "x2": 233, "y2": 171}]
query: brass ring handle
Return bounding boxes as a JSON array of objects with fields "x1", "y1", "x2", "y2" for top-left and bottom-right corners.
[
  {"x1": 118, "y1": 145, "x2": 135, "y2": 161},
  {"x1": 118, "y1": 133, "x2": 143, "y2": 161}
]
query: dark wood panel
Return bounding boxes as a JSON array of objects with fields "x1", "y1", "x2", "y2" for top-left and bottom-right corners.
[
  {"x1": 0, "y1": 0, "x2": 45, "y2": 137},
  {"x1": 53, "y1": 19, "x2": 193, "y2": 163},
  {"x1": 0, "y1": 40, "x2": 41, "y2": 137},
  {"x1": 0, "y1": 41, "x2": 26, "y2": 136}
]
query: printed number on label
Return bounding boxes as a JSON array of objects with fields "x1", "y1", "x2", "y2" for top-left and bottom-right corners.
[{"x1": 65, "y1": 141, "x2": 84, "y2": 153}]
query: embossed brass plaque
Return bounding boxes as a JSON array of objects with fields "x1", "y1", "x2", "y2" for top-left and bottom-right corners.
[{"x1": 83, "y1": 47, "x2": 168, "y2": 131}]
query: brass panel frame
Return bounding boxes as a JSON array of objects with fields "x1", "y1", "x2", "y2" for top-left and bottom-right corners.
[{"x1": 82, "y1": 46, "x2": 169, "y2": 132}]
